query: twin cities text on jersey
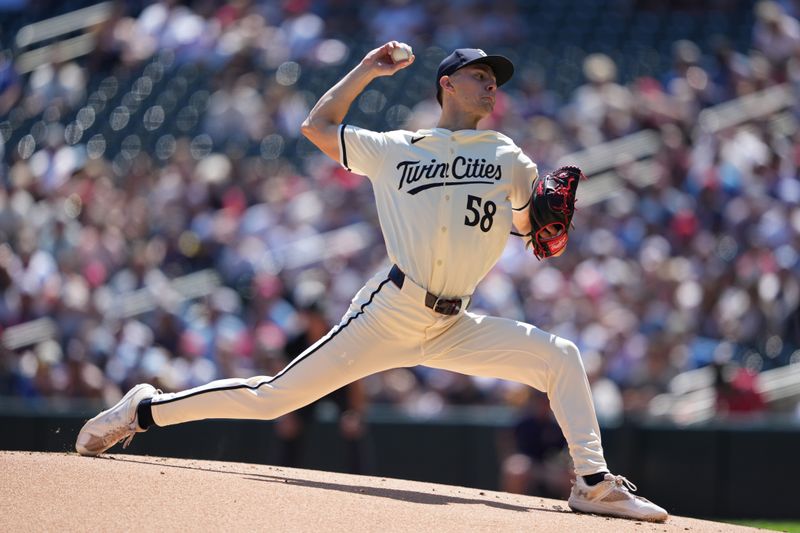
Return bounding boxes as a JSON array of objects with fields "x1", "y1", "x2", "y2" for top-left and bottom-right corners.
[{"x1": 396, "y1": 157, "x2": 502, "y2": 195}]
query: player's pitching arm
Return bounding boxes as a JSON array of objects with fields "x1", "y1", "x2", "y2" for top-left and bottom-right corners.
[{"x1": 301, "y1": 41, "x2": 415, "y2": 161}]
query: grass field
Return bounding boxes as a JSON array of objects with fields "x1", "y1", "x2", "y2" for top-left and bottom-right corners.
[{"x1": 727, "y1": 521, "x2": 800, "y2": 532}]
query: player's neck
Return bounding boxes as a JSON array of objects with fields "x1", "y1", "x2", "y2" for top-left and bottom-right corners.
[{"x1": 436, "y1": 108, "x2": 483, "y2": 132}]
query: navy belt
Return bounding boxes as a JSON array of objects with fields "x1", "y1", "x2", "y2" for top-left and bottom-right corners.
[{"x1": 388, "y1": 264, "x2": 468, "y2": 316}]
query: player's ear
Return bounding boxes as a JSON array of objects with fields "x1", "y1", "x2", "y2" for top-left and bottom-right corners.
[{"x1": 440, "y1": 76, "x2": 454, "y2": 97}]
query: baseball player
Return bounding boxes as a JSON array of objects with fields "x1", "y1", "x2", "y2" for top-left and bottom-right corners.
[{"x1": 76, "y1": 41, "x2": 667, "y2": 522}]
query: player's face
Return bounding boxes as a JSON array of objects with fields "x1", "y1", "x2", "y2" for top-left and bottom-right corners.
[{"x1": 448, "y1": 64, "x2": 497, "y2": 117}]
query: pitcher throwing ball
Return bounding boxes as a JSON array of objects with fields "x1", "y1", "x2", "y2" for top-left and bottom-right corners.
[{"x1": 76, "y1": 41, "x2": 667, "y2": 522}]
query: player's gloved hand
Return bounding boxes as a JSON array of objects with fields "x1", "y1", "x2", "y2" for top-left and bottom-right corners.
[{"x1": 526, "y1": 165, "x2": 585, "y2": 260}]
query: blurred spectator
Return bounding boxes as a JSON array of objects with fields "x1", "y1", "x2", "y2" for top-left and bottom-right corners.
[
  {"x1": 584, "y1": 350, "x2": 623, "y2": 426},
  {"x1": 499, "y1": 390, "x2": 572, "y2": 499},
  {"x1": 713, "y1": 362, "x2": 767, "y2": 418},
  {"x1": 753, "y1": 0, "x2": 800, "y2": 72},
  {"x1": 85, "y1": 1, "x2": 129, "y2": 75},
  {"x1": 567, "y1": 53, "x2": 634, "y2": 147},
  {"x1": 126, "y1": 0, "x2": 216, "y2": 64},
  {"x1": 204, "y1": 71, "x2": 269, "y2": 145},
  {"x1": 518, "y1": 67, "x2": 562, "y2": 120},
  {"x1": 24, "y1": 55, "x2": 86, "y2": 117},
  {"x1": 0, "y1": 49, "x2": 21, "y2": 117},
  {"x1": 366, "y1": 0, "x2": 427, "y2": 45},
  {"x1": 708, "y1": 35, "x2": 750, "y2": 103},
  {"x1": 274, "y1": 291, "x2": 371, "y2": 474}
]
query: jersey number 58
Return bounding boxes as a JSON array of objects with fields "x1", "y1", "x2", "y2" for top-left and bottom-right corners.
[{"x1": 464, "y1": 194, "x2": 496, "y2": 233}]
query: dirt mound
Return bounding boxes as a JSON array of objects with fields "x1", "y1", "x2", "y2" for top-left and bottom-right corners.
[{"x1": 0, "y1": 451, "x2": 754, "y2": 532}]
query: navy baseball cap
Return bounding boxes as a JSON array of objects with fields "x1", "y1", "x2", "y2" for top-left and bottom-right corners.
[{"x1": 436, "y1": 48, "x2": 515, "y2": 104}]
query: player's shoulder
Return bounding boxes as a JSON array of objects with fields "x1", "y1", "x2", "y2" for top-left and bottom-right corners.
[
  {"x1": 488, "y1": 130, "x2": 520, "y2": 148},
  {"x1": 385, "y1": 129, "x2": 417, "y2": 141},
  {"x1": 478, "y1": 130, "x2": 536, "y2": 167},
  {"x1": 346, "y1": 128, "x2": 419, "y2": 142},
  {"x1": 384, "y1": 129, "x2": 436, "y2": 144},
  {"x1": 342, "y1": 125, "x2": 414, "y2": 147},
  {"x1": 458, "y1": 129, "x2": 519, "y2": 148},
  {"x1": 379, "y1": 128, "x2": 522, "y2": 150}
]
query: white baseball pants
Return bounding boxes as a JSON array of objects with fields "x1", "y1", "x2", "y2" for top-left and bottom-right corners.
[{"x1": 150, "y1": 266, "x2": 608, "y2": 476}]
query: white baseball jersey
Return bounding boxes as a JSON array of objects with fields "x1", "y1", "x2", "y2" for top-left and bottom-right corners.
[
  {"x1": 338, "y1": 125, "x2": 537, "y2": 298},
  {"x1": 143, "y1": 124, "x2": 608, "y2": 478}
]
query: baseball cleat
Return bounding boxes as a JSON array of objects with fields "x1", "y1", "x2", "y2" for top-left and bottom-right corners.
[
  {"x1": 568, "y1": 473, "x2": 668, "y2": 522},
  {"x1": 75, "y1": 383, "x2": 157, "y2": 456}
]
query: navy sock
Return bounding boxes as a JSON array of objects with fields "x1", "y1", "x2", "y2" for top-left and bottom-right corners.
[
  {"x1": 583, "y1": 471, "x2": 609, "y2": 486},
  {"x1": 136, "y1": 398, "x2": 155, "y2": 430}
]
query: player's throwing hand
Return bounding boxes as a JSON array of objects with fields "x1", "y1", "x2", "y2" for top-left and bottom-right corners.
[{"x1": 361, "y1": 41, "x2": 415, "y2": 77}]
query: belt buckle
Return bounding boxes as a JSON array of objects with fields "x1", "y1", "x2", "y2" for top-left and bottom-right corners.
[{"x1": 433, "y1": 296, "x2": 461, "y2": 315}]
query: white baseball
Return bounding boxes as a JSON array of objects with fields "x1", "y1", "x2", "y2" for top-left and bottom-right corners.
[{"x1": 391, "y1": 46, "x2": 412, "y2": 63}]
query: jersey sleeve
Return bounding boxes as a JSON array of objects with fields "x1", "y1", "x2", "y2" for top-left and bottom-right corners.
[
  {"x1": 511, "y1": 150, "x2": 538, "y2": 211},
  {"x1": 338, "y1": 124, "x2": 388, "y2": 178}
]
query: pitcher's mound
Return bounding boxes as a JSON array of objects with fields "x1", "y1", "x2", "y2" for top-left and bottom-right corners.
[{"x1": 1, "y1": 451, "x2": 754, "y2": 532}]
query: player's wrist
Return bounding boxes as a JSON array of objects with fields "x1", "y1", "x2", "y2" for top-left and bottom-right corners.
[{"x1": 353, "y1": 61, "x2": 383, "y2": 81}]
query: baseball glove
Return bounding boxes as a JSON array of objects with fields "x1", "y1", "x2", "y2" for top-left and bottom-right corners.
[{"x1": 525, "y1": 165, "x2": 585, "y2": 260}]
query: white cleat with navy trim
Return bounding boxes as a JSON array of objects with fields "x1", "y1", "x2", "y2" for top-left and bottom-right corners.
[
  {"x1": 568, "y1": 473, "x2": 668, "y2": 522},
  {"x1": 75, "y1": 384, "x2": 157, "y2": 457}
]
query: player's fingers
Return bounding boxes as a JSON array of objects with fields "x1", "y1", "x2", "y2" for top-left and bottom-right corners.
[
  {"x1": 365, "y1": 41, "x2": 397, "y2": 68},
  {"x1": 364, "y1": 42, "x2": 393, "y2": 62},
  {"x1": 378, "y1": 41, "x2": 400, "y2": 60},
  {"x1": 361, "y1": 42, "x2": 414, "y2": 79}
]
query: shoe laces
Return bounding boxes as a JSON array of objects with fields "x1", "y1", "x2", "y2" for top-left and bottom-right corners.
[
  {"x1": 592, "y1": 474, "x2": 638, "y2": 502},
  {"x1": 609, "y1": 475, "x2": 637, "y2": 493},
  {"x1": 101, "y1": 422, "x2": 137, "y2": 449},
  {"x1": 119, "y1": 387, "x2": 161, "y2": 449},
  {"x1": 121, "y1": 430, "x2": 137, "y2": 449}
]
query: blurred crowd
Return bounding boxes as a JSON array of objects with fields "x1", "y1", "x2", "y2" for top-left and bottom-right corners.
[{"x1": 0, "y1": 0, "x2": 799, "y2": 435}]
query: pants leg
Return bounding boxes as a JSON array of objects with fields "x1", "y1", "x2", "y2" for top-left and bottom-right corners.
[
  {"x1": 422, "y1": 311, "x2": 607, "y2": 477},
  {"x1": 151, "y1": 272, "x2": 426, "y2": 427}
]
